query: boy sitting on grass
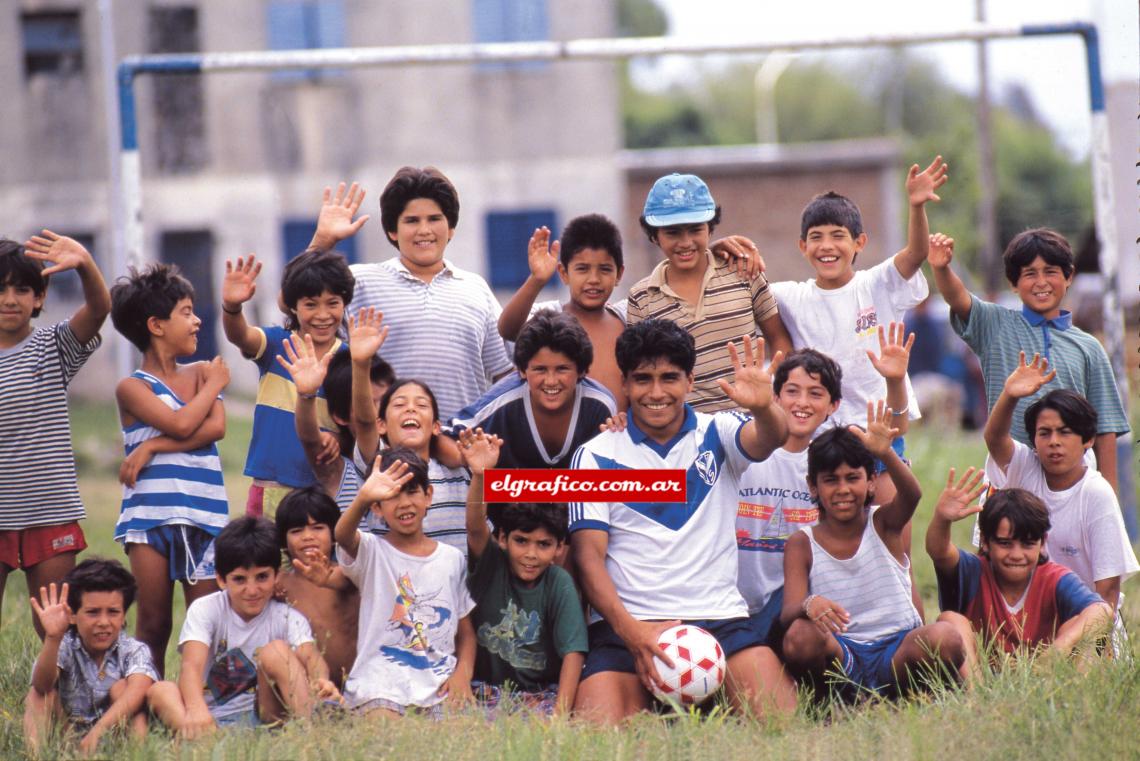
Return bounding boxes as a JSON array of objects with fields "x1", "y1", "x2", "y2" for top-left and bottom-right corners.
[
  {"x1": 275, "y1": 487, "x2": 361, "y2": 689},
  {"x1": 148, "y1": 517, "x2": 338, "y2": 736},
  {"x1": 461, "y1": 428, "x2": 587, "y2": 716},
  {"x1": 926, "y1": 476, "x2": 1111, "y2": 667},
  {"x1": 24, "y1": 559, "x2": 158, "y2": 755},
  {"x1": 780, "y1": 407, "x2": 965, "y2": 699},
  {"x1": 335, "y1": 448, "x2": 476, "y2": 717},
  {"x1": 982, "y1": 354, "x2": 1137, "y2": 624}
]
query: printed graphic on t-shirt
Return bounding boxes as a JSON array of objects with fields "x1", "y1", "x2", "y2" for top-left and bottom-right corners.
[
  {"x1": 380, "y1": 573, "x2": 454, "y2": 676},
  {"x1": 736, "y1": 499, "x2": 818, "y2": 553},
  {"x1": 854, "y1": 306, "x2": 879, "y2": 338},
  {"x1": 477, "y1": 599, "x2": 545, "y2": 671},
  {"x1": 206, "y1": 644, "x2": 257, "y2": 704}
]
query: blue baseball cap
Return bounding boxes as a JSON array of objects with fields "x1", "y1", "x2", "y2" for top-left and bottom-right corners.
[{"x1": 642, "y1": 173, "x2": 717, "y2": 227}]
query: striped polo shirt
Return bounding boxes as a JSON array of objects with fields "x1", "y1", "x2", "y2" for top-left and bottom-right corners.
[
  {"x1": 951, "y1": 295, "x2": 1129, "y2": 444},
  {"x1": 0, "y1": 322, "x2": 99, "y2": 529},
  {"x1": 115, "y1": 370, "x2": 229, "y2": 540},
  {"x1": 349, "y1": 258, "x2": 513, "y2": 423},
  {"x1": 626, "y1": 250, "x2": 779, "y2": 412}
]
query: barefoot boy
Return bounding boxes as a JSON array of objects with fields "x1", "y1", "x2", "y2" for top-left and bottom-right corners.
[
  {"x1": 926, "y1": 475, "x2": 1111, "y2": 664},
  {"x1": 148, "y1": 517, "x2": 338, "y2": 735},
  {"x1": 780, "y1": 406, "x2": 965, "y2": 699},
  {"x1": 0, "y1": 233, "x2": 109, "y2": 638},
  {"x1": 275, "y1": 486, "x2": 361, "y2": 688},
  {"x1": 24, "y1": 559, "x2": 157, "y2": 755}
]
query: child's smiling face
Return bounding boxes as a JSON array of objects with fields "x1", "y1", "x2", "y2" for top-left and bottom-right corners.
[
  {"x1": 811, "y1": 462, "x2": 873, "y2": 521},
  {"x1": 292, "y1": 290, "x2": 345, "y2": 348},
  {"x1": 558, "y1": 247, "x2": 622, "y2": 311},
  {"x1": 1012, "y1": 255, "x2": 1072, "y2": 319},
  {"x1": 72, "y1": 590, "x2": 127, "y2": 656},
  {"x1": 285, "y1": 516, "x2": 334, "y2": 564},
  {"x1": 799, "y1": 224, "x2": 866, "y2": 288}
]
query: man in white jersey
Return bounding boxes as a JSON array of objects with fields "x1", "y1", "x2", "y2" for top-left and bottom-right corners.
[
  {"x1": 779, "y1": 407, "x2": 966, "y2": 699},
  {"x1": 570, "y1": 319, "x2": 796, "y2": 724}
]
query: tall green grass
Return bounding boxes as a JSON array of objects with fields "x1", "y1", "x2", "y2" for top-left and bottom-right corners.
[{"x1": 1, "y1": 400, "x2": 1136, "y2": 759}]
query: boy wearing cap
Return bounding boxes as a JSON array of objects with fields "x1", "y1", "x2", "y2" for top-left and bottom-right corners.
[{"x1": 627, "y1": 173, "x2": 793, "y2": 412}]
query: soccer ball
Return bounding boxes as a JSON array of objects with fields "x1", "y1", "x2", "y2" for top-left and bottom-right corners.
[{"x1": 651, "y1": 625, "x2": 726, "y2": 706}]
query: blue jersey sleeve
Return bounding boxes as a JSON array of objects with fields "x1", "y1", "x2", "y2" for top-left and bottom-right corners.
[
  {"x1": 1054, "y1": 572, "x2": 1103, "y2": 624},
  {"x1": 936, "y1": 550, "x2": 981, "y2": 614}
]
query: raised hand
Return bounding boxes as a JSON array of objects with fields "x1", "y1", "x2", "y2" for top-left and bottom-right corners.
[
  {"x1": 803, "y1": 594, "x2": 851, "y2": 636},
  {"x1": 276, "y1": 333, "x2": 332, "y2": 397},
  {"x1": 848, "y1": 399, "x2": 900, "y2": 459},
  {"x1": 314, "y1": 182, "x2": 371, "y2": 246},
  {"x1": 458, "y1": 428, "x2": 501, "y2": 474},
  {"x1": 717, "y1": 336, "x2": 783, "y2": 413},
  {"x1": 359, "y1": 457, "x2": 413, "y2": 504},
  {"x1": 292, "y1": 549, "x2": 336, "y2": 587},
  {"x1": 867, "y1": 322, "x2": 915, "y2": 381},
  {"x1": 1003, "y1": 352, "x2": 1056, "y2": 399},
  {"x1": 22, "y1": 230, "x2": 95, "y2": 277},
  {"x1": 934, "y1": 467, "x2": 987, "y2": 524},
  {"x1": 30, "y1": 583, "x2": 72, "y2": 640},
  {"x1": 907, "y1": 155, "x2": 948, "y2": 207},
  {"x1": 526, "y1": 227, "x2": 560, "y2": 284},
  {"x1": 348, "y1": 307, "x2": 388, "y2": 363},
  {"x1": 710, "y1": 235, "x2": 766, "y2": 279},
  {"x1": 928, "y1": 232, "x2": 955, "y2": 269},
  {"x1": 222, "y1": 255, "x2": 262, "y2": 308}
]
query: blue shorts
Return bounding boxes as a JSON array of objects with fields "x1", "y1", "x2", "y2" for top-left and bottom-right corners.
[
  {"x1": 833, "y1": 629, "x2": 912, "y2": 695},
  {"x1": 127, "y1": 524, "x2": 216, "y2": 581},
  {"x1": 748, "y1": 587, "x2": 785, "y2": 649},
  {"x1": 214, "y1": 707, "x2": 260, "y2": 728},
  {"x1": 581, "y1": 616, "x2": 764, "y2": 682},
  {"x1": 872, "y1": 436, "x2": 908, "y2": 476}
]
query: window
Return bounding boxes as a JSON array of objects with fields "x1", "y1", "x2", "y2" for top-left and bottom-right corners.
[
  {"x1": 149, "y1": 7, "x2": 206, "y2": 173},
  {"x1": 471, "y1": 0, "x2": 548, "y2": 71},
  {"x1": 484, "y1": 209, "x2": 556, "y2": 289},
  {"x1": 160, "y1": 230, "x2": 217, "y2": 361},
  {"x1": 282, "y1": 220, "x2": 357, "y2": 264},
  {"x1": 267, "y1": 1, "x2": 346, "y2": 80},
  {"x1": 21, "y1": 11, "x2": 84, "y2": 78},
  {"x1": 45, "y1": 232, "x2": 96, "y2": 301}
]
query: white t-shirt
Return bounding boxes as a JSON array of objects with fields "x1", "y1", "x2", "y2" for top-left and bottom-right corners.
[
  {"x1": 179, "y1": 591, "x2": 314, "y2": 720},
  {"x1": 736, "y1": 447, "x2": 817, "y2": 613},
  {"x1": 336, "y1": 532, "x2": 475, "y2": 709},
  {"x1": 569, "y1": 407, "x2": 759, "y2": 622},
  {"x1": 770, "y1": 259, "x2": 927, "y2": 427},
  {"x1": 985, "y1": 440, "x2": 1139, "y2": 591}
]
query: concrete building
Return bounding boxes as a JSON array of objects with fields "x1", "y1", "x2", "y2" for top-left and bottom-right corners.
[{"x1": 1, "y1": 0, "x2": 622, "y2": 395}]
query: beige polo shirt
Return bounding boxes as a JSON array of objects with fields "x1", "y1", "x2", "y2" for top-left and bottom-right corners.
[{"x1": 626, "y1": 250, "x2": 780, "y2": 412}]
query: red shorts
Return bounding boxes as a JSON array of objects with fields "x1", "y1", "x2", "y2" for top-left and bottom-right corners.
[{"x1": 0, "y1": 522, "x2": 87, "y2": 570}]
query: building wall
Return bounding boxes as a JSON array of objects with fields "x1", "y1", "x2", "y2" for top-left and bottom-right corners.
[{"x1": 1, "y1": 0, "x2": 621, "y2": 398}]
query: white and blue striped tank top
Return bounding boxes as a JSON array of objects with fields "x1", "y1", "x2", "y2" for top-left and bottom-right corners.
[
  {"x1": 114, "y1": 370, "x2": 230, "y2": 541},
  {"x1": 804, "y1": 506, "x2": 922, "y2": 643}
]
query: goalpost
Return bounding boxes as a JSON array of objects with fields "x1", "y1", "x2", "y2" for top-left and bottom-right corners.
[{"x1": 113, "y1": 21, "x2": 1134, "y2": 533}]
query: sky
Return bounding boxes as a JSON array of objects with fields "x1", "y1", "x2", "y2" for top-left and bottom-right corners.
[{"x1": 646, "y1": 0, "x2": 1137, "y2": 157}]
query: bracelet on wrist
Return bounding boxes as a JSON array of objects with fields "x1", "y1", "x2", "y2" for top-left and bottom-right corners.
[
  {"x1": 801, "y1": 594, "x2": 818, "y2": 618},
  {"x1": 890, "y1": 404, "x2": 909, "y2": 417},
  {"x1": 222, "y1": 304, "x2": 242, "y2": 315},
  {"x1": 298, "y1": 392, "x2": 317, "y2": 400}
]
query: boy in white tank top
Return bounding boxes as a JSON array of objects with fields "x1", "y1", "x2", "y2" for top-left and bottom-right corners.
[{"x1": 779, "y1": 403, "x2": 967, "y2": 698}]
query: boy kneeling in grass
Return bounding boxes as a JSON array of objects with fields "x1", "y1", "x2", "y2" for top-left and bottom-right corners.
[
  {"x1": 24, "y1": 558, "x2": 158, "y2": 755},
  {"x1": 780, "y1": 405, "x2": 966, "y2": 700},
  {"x1": 927, "y1": 477, "x2": 1111, "y2": 673},
  {"x1": 148, "y1": 517, "x2": 338, "y2": 737},
  {"x1": 461, "y1": 429, "x2": 587, "y2": 716},
  {"x1": 335, "y1": 448, "x2": 477, "y2": 717}
]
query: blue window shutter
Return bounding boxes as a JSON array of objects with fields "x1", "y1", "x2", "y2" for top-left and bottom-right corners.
[
  {"x1": 485, "y1": 209, "x2": 556, "y2": 290},
  {"x1": 267, "y1": 1, "x2": 307, "y2": 50},
  {"x1": 472, "y1": 0, "x2": 508, "y2": 43},
  {"x1": 283, "y1": 219, "x2": 357, "y2": 265},
  {"x1": 313, "y1": 1, "x2": 346, "y2": 48},
  {"x1": 508, "y1": 1, "x2": 547, "y2": 42}
]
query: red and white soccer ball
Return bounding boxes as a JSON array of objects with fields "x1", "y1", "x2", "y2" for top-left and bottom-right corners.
[{"x1": 651, "y1": 625, "x2": 727, "y2": 706}]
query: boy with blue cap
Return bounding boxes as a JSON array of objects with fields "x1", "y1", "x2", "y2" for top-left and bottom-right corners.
[{"x1": 627, "y1": 173, "x2": 793, "y2": 412}]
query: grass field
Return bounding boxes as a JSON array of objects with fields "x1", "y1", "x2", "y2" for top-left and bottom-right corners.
[{"x1": 1, "y1": 399, "x2": 1137, "y2": 760}]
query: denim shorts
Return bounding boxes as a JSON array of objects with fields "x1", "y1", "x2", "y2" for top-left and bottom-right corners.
[{"x1": 833, "y1": 628, "x2": 912, "y2": 697}]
